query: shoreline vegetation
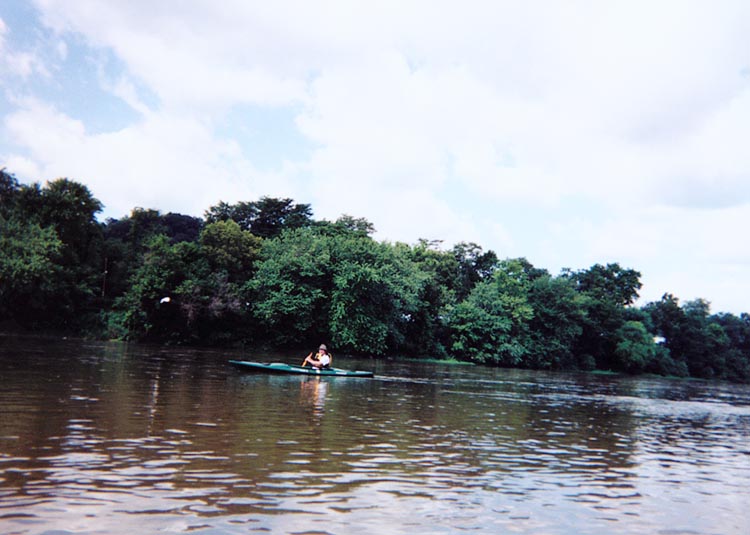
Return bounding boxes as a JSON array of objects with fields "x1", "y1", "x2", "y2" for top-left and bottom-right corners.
[
  {"x1": 401, "y1": 356, "x2": 476, "y2": 366},
  {"x1": 2, "y1": 170, "x2": 749, "y2": 383}
]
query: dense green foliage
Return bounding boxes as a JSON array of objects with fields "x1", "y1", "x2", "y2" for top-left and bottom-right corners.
[{"x1": 2, "y1": 170, "x2": 749, "y2": 382}]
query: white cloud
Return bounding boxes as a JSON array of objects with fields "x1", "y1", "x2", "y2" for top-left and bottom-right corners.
[
  {"x1": 3, "y1": 98, "x2": 277, "y2": 218},
  {"x1": 0, "y1": 17, "x2": 44, "y2": 78},
  {"x1": 2, "y1": 153, "x2": 41, "y2": 178},
  {"x1": 33, "y1": 0, "x2": 310, "y2": 111},
  {"x1": 106, "y1": 76, "x2": 151, "y2": 116}
]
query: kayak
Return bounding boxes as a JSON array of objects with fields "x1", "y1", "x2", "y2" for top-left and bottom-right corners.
[{"x1": 229, "y1": 360, "x2": 374, "y2": 378}]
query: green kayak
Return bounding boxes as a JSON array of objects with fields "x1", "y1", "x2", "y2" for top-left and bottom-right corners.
[{"x1": 229, "y1": 360, "x2": 374, "y2": 378}]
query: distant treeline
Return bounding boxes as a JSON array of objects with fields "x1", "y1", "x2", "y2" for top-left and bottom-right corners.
[{"x1": 1, "y1": 170, "x2": 749, "y2": 382}]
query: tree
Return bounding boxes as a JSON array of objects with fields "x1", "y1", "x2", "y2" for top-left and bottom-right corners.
[
  {"x1": 205, "y1": 197, "x2": 313, "y2": 238},
  {"x1": 448, "y1": 259, "x2": 534, "y2": 365},
  {"x1": 613, "y1": 320, "x2": 658, "y2": 373},
  {"x1": 564, "y1": 263, "x2": 643, "y2": 370},
  {"x1": 401, "y1": 240, "x2": 461, "y2": 357},
  {"x1": 526, "y1": 274, "x2": 585, "y2": 369},
  {"x1": 314, "y1": 215, "x2": 376, "y2": 237},
  {"x1": 451, "y1": 242, "x2": 499, "y2": 301},
  {"x1": 567, "y1": 263, "x2": 642, "y2": 306},
  {"x1": 248, "y1": 227, "x2": 423, "y2": 353},
  {"x1": 0, "y1": 215, "x2": 62, "y2": 324},
  {"x1": 678, "y1": 299, "x2": 729, "y2": 379},
  {"x1": 162, "y1": 212, "x2": 203, "y2": 243},
  {"x1": 110, "y1": 236, "x2": 211, "y2": 342},
  {"x1": 101, "y1": 209, "x2": 204, "y2": 303},
  {"x1": 251, "y1": 197, "x2": 312, "y2": 238},
  {"x1": 100, "y1": 214, "x2": 154, "y2": 304},
  {"x1": 204, "y1": 201, "x2": 254, "y2": 230},
  {"x1": 199, "y1": 220, "x2": 261, "y2": 281},
  {"x1": 248, "y1": 229, "x2": 332, "y2": 344},
  {"x1": 328, "y1": 236, "x2": 423, "y2": 353},
  {"x1": 0, "y1": 168, "x2": 20, "y2": 217},
  {"x1": 120, "y1": 208, "x2": 167, "y2": 248},
  {"x1": 4, "y1": 178, "x2": 105, "y2": 328},
  {"x1": 642, "y1": 295, "x2": 736, "y2": 378},
  {"x1": 18, "y1": 178, "x2": 104, "y2": 268},
  {"x1": 713, "y1": 312, "x2": 750, "y2": 382}
]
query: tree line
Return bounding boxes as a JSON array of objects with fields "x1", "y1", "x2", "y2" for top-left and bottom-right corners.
[{"x1": 1, "y1": 170, "x2": 749, "y2": 382}]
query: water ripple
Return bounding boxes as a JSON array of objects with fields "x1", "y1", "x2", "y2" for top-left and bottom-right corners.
[{"x1": 2, "y1": 344, "x2": 749, "y2": 535}]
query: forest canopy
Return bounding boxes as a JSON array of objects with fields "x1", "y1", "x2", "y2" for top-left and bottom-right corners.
[{"x1": 1, "y1": 169, "x2": 749, "y2": 382}]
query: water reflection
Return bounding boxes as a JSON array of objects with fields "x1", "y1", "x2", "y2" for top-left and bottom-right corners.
[
  {"x1": 299, "y1": 378, "x2": 329, "y2": 418},
  {"x1": 0, "y1": 337, "x2": 749, "y2": 534}
]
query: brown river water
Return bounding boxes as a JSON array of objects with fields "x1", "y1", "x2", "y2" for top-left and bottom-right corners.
[{"x1": 1, "y1": 335, "x2": 749, "y2": 535}]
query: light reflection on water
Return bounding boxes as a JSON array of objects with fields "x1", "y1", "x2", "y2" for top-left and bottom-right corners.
[{"x1": 0, "y1": 337, "x2": 749, "y2": 534}]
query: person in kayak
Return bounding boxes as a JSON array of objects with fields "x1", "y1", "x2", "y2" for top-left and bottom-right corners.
[{"x1": 303, "y1": 344, "x2": 332, "y2": 369}]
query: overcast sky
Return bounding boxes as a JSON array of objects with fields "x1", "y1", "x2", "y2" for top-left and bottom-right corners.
[{"x1": 1, "y1": 0, "x2": 749, "y2": 314}]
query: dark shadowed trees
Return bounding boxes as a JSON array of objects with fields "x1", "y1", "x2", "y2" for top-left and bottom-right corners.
[{"x1": 563, "y1": 263, "x2": 643, "y2": 370}]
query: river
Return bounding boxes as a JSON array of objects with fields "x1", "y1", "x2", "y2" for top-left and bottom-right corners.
[{"x1": 0, "y1": 335, "x2": 748, "y2": 534}]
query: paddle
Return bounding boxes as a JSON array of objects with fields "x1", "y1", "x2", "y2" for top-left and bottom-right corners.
[{"x1": 301, "y1": 352, "x2": 312, "y2": 367}]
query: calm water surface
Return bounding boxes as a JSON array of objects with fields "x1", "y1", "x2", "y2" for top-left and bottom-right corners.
[{"x1": 1, "y1": 336, "x2": 749, "y2": 534}]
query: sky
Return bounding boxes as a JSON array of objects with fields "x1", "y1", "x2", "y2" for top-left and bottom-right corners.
[{"x1": 1, "y1": 1, "x2": 749, "y2": 315}]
